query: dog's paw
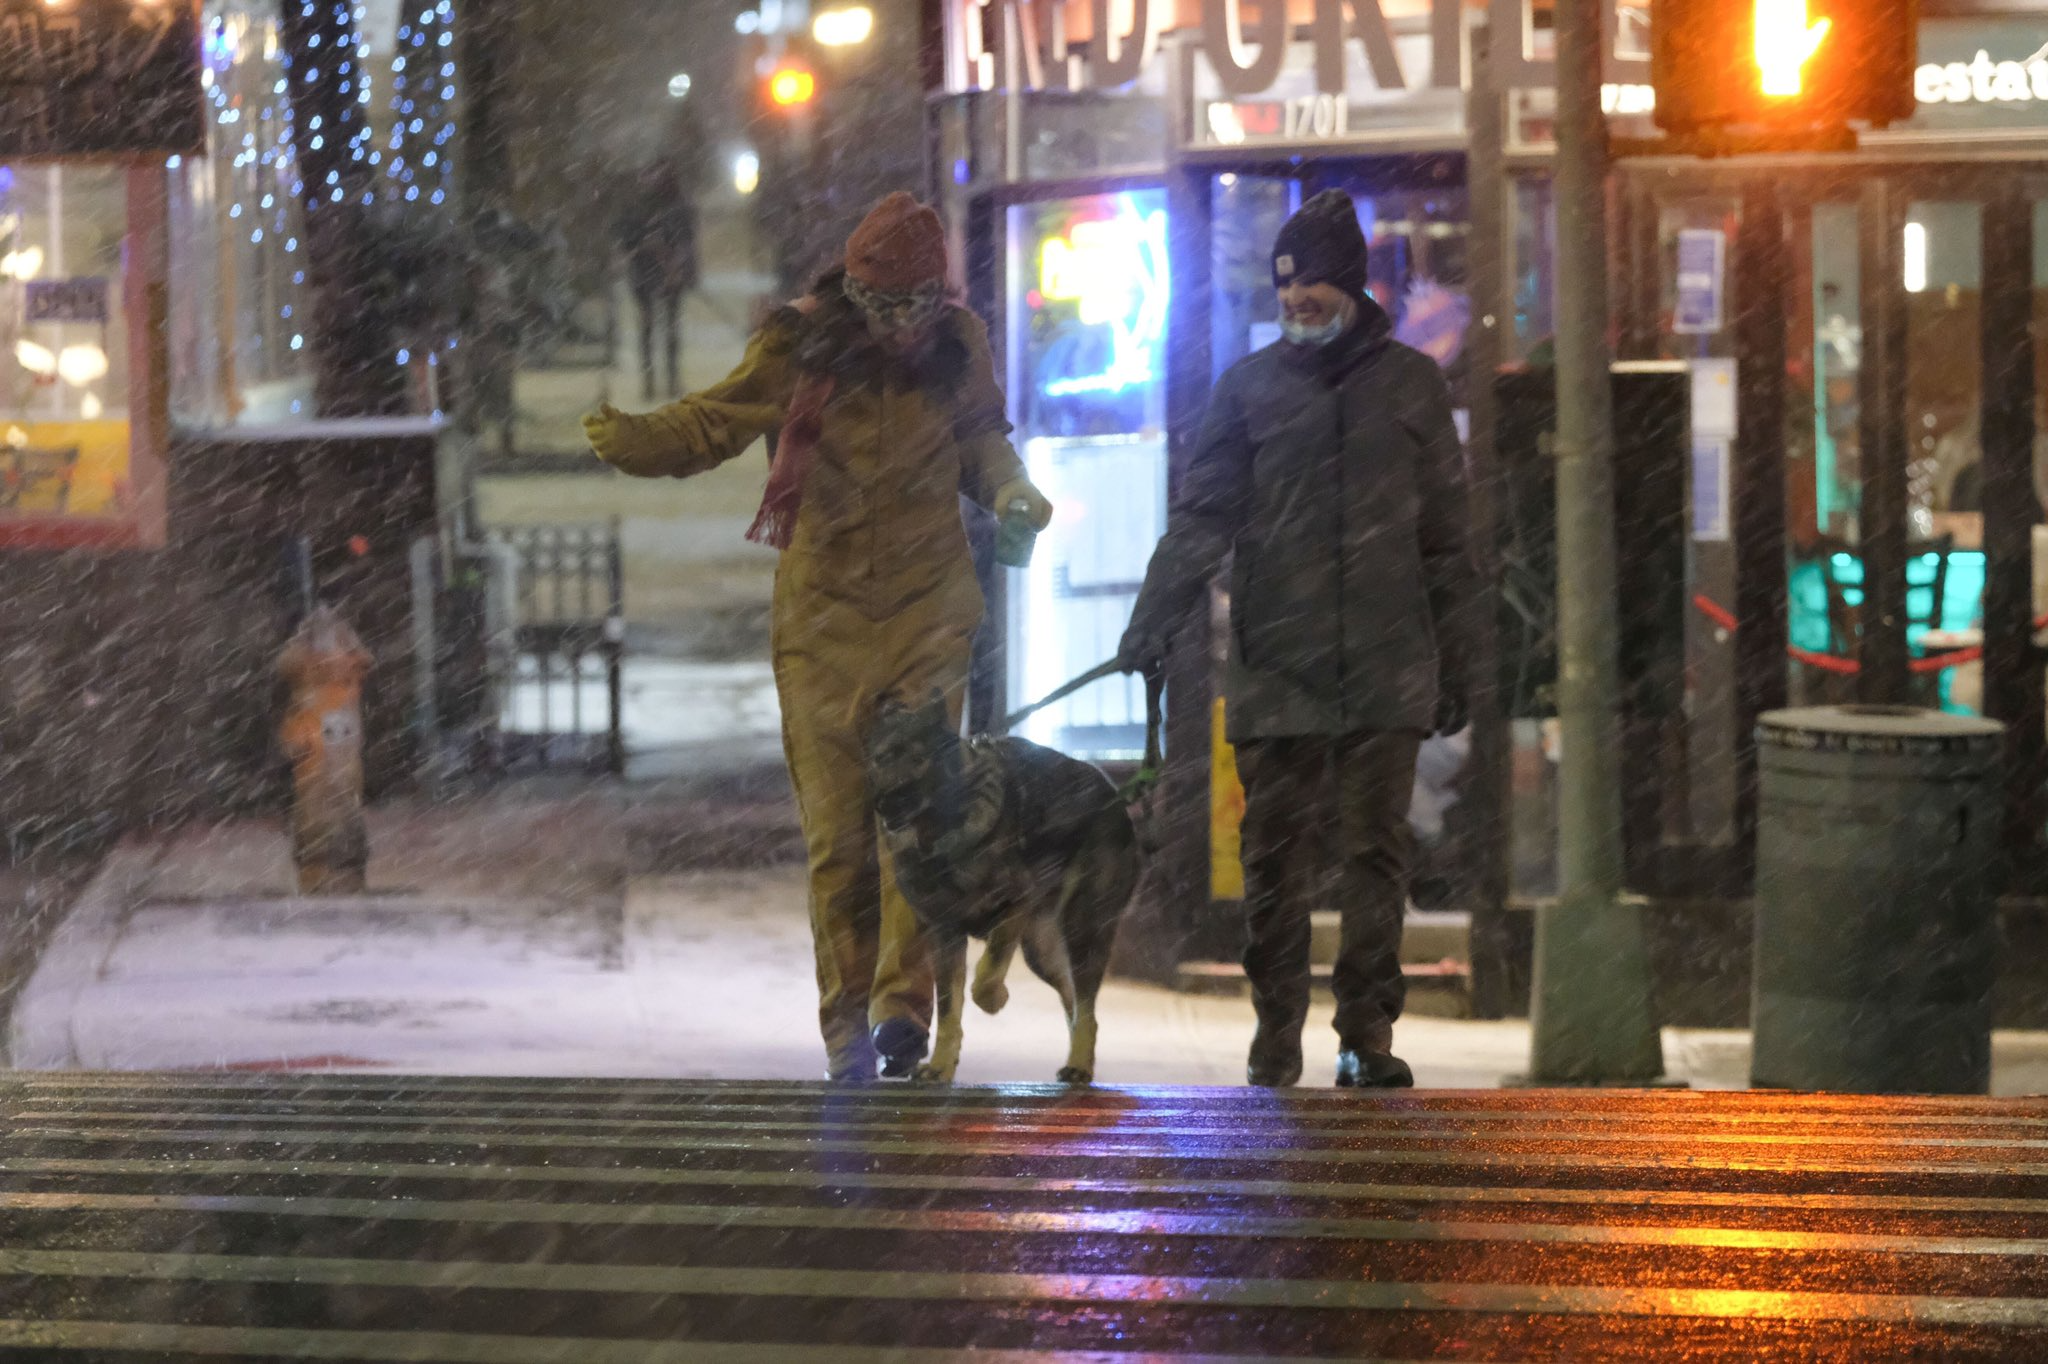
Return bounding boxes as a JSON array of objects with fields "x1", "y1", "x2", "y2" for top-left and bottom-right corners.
[
  {"x1": 971, "y1": 979, "x2": 1009, "y2": 1015},
  {"x1": 1056, "y1": 1066, "x2": 1093, "y2": 1086},
  {"x1": 913, "y1": 1062, "x2": 958, "y2": 1085}
]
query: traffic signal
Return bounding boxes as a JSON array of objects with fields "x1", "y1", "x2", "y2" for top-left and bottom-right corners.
[
  {"x1": 767, "y1": 65, "x2": 816, "y2": 110},
  {"x1": 1652, "y1": 0, "x2": 1918, "y2": 135}
]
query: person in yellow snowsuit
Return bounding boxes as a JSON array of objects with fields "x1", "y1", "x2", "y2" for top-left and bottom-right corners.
[{"x1": 582, "y1": 194, "x2": 1052, "y2": 1080}]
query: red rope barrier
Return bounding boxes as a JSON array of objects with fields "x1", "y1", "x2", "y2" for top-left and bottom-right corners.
[{"x1": 1689, "y1": 594, "x2": 2048, "y2": 676}]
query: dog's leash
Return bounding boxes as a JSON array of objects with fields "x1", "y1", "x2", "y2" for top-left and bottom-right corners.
[
  {"x1": 1004, "y1": 658, "x2": 1166, "y2": 810},
  {"x1": 1002, "y1": 659, "x2": 1125, "y2": 731}
]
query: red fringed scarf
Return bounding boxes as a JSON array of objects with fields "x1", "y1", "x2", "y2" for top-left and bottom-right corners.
[{"x1": 745, "y1": 372, "x2": 835, "y2": 550}]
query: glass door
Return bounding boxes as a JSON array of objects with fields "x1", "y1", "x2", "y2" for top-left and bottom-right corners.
[
  {"x1": 1209, "y1": 173, "x2": 1298, "y2": 378},
  {"x1": 1003, "y1": 188, "x2": 1170, "y2": 761}
]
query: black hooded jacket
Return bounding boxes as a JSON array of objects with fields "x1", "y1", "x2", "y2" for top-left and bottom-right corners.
[{"x1": 1127, "y1": 298, "x2": 1475, "y2": 739}]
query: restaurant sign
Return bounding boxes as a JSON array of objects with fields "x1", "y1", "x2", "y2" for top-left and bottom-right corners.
[
  {"x1": 951, "y1": 0, "x2": 1462, "y2": 96},
  {"x1": 1895, "y1": 17, "x2": 2048, "y2": 131},
  {"x1": 0, "y1": 0, "x2": 205, "y2": 158},
  {"x1": 950, "y1": 1, "x2": 1654, "y2": 98}
]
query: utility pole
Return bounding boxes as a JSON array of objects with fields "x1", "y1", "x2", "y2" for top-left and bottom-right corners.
[
  {"x1": 1525, "y1": 0, "x2": 1666, "y2": 1084},
  {"x1": 1460, "y1": 26, "x2": 1512, "y2": 1019}
]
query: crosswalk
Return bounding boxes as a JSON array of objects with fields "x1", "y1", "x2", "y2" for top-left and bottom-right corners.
[{"x1": 2, "y1": 1074, "x2": 2045, "y2": 1360}]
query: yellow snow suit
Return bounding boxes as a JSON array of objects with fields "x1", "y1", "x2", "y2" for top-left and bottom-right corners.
[{"x1": 584, "y1": 301, "x2": 1049, "y2": 1073}]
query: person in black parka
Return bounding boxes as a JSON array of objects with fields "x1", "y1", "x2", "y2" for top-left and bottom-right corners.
[{"x1": 1119, "y1": 189, "x2": 1477, "y2": 1090}]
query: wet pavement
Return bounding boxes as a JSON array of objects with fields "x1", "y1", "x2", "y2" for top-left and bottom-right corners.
[{"x1": 1, "y1": 1075, "x2": 2044, "y2": 1360}]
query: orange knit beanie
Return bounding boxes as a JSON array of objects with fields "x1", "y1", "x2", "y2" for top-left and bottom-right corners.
[{"x1": 845, "y1": 192, "x2": 948, "y2": 292}]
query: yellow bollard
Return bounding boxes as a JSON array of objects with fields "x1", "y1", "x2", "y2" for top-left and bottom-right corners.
[{"x1": 278, "y1": 605, "x2": 372, "y2": 895}]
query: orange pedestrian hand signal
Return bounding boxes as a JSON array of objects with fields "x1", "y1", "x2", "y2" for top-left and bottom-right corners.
[
  {"x1": 1754, "y1": 0, "x2": 1831, "y2": 98},
  {"x1": 1653, "y1": 0, "x2": 1917, "y2": 137}
]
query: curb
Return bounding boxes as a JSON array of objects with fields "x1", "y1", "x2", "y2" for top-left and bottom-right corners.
[{"x1": 7, "y1": 844, "x2": 160, "y2": 1070}]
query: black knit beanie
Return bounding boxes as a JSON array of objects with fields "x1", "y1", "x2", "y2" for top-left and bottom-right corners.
[{"x1": 1272, "y1": 189, "x2": 1369, "y2": 300}]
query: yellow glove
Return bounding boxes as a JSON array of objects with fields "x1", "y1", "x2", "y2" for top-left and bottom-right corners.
[
  {"x1": 582, "y1": 401, "x2": 633, "y2": 466},
  {"x1": 583, "y1": 400, "x2": 689, "y2": 477},
  {"x1": 992, "y1": 478, "x2": 1054, "y2": 532}
]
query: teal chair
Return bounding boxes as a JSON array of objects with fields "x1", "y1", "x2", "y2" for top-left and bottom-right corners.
[{"x1": 1815, "y1": 534, "x2": 1954, "y2": 708}]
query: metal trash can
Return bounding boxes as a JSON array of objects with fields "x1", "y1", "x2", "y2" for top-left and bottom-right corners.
[{"x1": 1752, "y1": 705, "x2": 2003, "y2": 1094}]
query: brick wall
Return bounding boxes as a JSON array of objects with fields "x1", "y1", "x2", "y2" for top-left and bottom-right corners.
[{"x1": 0, "y1": 424, "x2": 440, "y2": 856}]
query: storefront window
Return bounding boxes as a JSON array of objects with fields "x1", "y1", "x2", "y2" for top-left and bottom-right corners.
[
  {"x1": 1332, "y1": 178, "x2": 1471, "y2": 382},
  {"x1": 1512, "y1": 177, "x2": 1556, "y2": 362},
  {"x1": 168, "y1": 3, "x2": 314, "y2": 427},
  {"x1": 1210, "y1": 174, "x2": 1295, "y2": 378},
  {"x1": 1794, "y1": 198, "x2": 1988, "y2": 711},
  {"x1": 1021, "y1": 92, "x2": 1168, "y2": 181},
  {"x1": 1907, "y1": 202, "x2": 1985, "y2": 535},
  {"x1": 170, "y1": 0, "x2": 454, "y2": 427},
  {"x1": 1812, "y1": 199, "x2": 1859, "y2": 539},
  {"x1": 0, "y1": 164, "x2": 150, "y2": 541},
  {"x1": 1210, "y1": 172, "x2": 1470, "y2": 380},
  {"x1": 1005, "y1": 189, "x2": 1169, "y2": 760}
]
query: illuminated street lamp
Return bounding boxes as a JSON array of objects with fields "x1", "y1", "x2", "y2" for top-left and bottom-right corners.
[
  {"x1": 667, "y1": 72, "x2": 692, "y2": 100},
  {"x1": 812, "y1": 6, "x2": 874, "y2": 48}
]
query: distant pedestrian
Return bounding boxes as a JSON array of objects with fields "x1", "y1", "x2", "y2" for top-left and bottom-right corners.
[
  {"x1": 614, "y1": 157, "x2": 699, "y2": 401},
  {"x1": 1117, "y1": 189, "x2": 1477, "y2": 1090}
]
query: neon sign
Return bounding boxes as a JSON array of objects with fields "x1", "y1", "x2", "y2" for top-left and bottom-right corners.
[{"x1": 1036, "y1": 196, "x2": 1169, "y2": 399}]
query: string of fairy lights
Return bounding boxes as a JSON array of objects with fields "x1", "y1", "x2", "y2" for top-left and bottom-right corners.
[
  {"x1": 188, "y1": 1, "x2": 458, "y2": 410},
  {"x1": 387, "y1": 2, "x2": 458, "y2": 209}
]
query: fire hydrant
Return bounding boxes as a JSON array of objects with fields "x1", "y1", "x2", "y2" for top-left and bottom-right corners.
[{"x1": 278, "y1": 605, "x2": 372, "y2": 895}]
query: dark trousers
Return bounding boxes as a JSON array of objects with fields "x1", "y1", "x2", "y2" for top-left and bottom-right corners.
[
  {"x1": 635, "y1": 289, "x2": 683, "y2": 401},
  {"x1": 1236, "y1": 730, "x2": 1421, "y2": 1054}
]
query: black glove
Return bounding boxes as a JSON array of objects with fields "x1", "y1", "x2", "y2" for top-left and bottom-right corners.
[
  {"x1": 1432, "y1": 682, "x2": 1469, "y2": 738},
  {"x1": 1116, "y1": 623, "x2": 1167, "y2": 675}
]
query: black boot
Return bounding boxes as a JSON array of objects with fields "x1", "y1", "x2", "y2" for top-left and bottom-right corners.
[
  {"x1": 1335, "y1": 1048, "x2": 1414, "y2": 1089},
  {"x1": 1246, "y1": 1022, "x2": 1303, "y2": 1088},
  {"x1": 872, "y1": 1017, "x2": 929, "y2": 1079}
]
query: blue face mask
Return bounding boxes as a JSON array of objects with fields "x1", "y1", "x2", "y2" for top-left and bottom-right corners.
[{"x1": 1280, "y1": 296, "x2": 1357, "y2": 348}]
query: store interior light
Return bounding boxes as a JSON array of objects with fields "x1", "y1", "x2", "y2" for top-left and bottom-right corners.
[
  {"x1": 814, "y1": 6, "x2": 874, "y2": 47},
  {"x1": 733, "y1": 150, "x2": 761, "y2": 196},
  {"x1": 667, "y1": 72, "x2": 692, "y2": 99},
  {"x1": 80, "y1": 392, "x2": 103, "y2": 420},
  {"x1": 1904, "y1": 221, "x2": 1929, "y2": 293},
  {"x1": 1, "y1": 245, "x2": 44, "y2": 280},
  {"x1": 13, "y1": 339, "x2": 56, "y2": 377},
  {"x1": 57, "y1": 344, "x2": 109, "y2": 387}
]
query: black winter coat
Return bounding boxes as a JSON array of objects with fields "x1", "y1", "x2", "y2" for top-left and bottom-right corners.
[{"x1": 1127, "y1": 301, "x2": 1475, "y2": 740}]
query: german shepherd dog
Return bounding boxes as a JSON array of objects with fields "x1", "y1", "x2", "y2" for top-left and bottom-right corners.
[{"x1": 866, "y1": 692, "x2": 1140, "y2": 1085}]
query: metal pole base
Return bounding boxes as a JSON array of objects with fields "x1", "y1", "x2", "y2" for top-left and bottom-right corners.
[{"x1": 1526, "y1": 890, "x2": 1668, "y2": 1085}]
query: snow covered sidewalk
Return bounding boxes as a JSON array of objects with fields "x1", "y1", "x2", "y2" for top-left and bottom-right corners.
[{"x1": 10, "y1": 804, "x2": 2048, "y2": 1091}]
